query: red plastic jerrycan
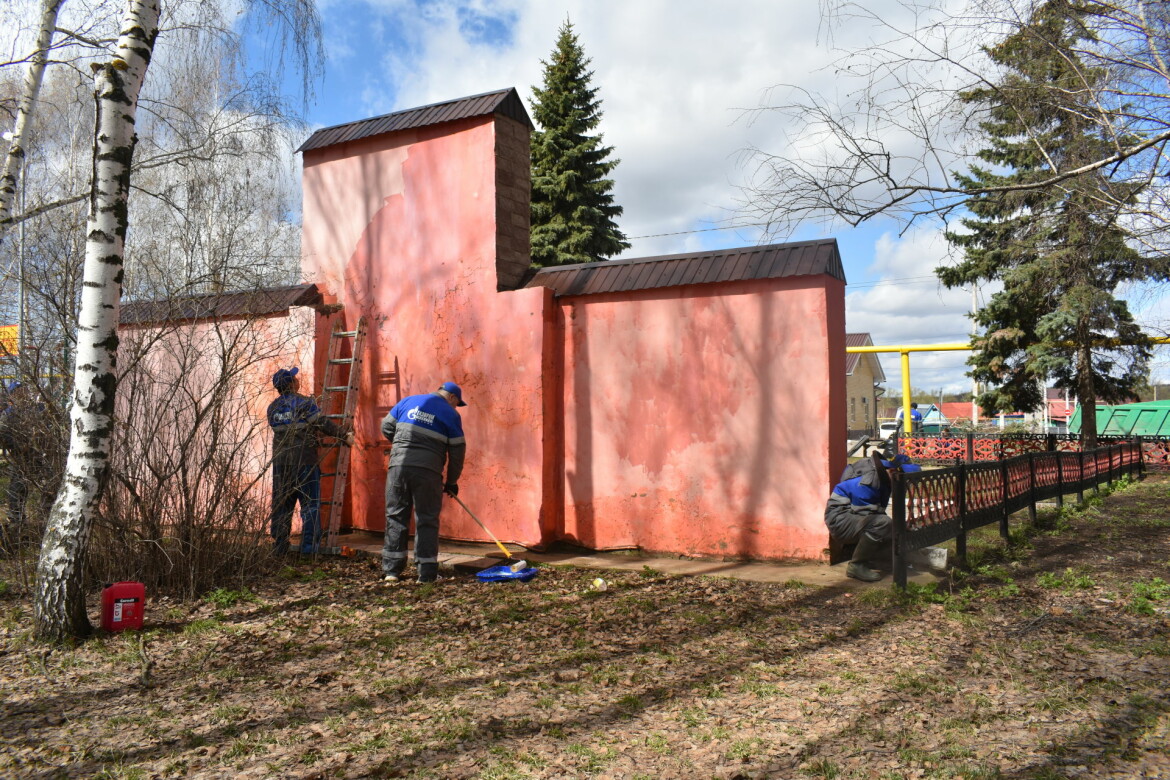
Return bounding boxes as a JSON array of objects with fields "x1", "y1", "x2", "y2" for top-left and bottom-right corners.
[{"x1": 101, "y1": 581, "x2": 146, "y2": 632}]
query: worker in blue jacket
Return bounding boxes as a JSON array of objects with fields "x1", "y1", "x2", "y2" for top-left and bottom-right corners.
[
  {"x1": 825, "y1": 451, "x2": 919, "y2": 582},
  {"x1": 267, "y1": 367, "x2": 352, "y2": 555},
  {"x1": 380, "y1": 382, "x2": 467, "y2": 583}
]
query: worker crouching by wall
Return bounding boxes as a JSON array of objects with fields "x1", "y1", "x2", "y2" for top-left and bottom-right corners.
[{"x1": 824, "y1": 451, "x2": 920, "y2": 582}]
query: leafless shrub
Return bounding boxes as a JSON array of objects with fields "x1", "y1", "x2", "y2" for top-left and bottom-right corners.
[{"x1": 86, "y1": 302, "x2": 313, "y2": 599}]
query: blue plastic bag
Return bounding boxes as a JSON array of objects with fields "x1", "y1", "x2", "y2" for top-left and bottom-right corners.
[{"x1": 476, "y1": 565, "x2": 538, "y2": 583}]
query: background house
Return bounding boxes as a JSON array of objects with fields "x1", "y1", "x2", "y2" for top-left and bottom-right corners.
[{"x1": 844, "y1": 333, "x2": 885, "y2": 436}]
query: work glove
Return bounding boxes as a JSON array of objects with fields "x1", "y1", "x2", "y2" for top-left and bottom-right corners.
[
  {"x1": 344, "y1": 432, "x2": 355, "y2": 447},
  {"x1": 443, "y1": 483, "x2": 459, "y2": 497}
]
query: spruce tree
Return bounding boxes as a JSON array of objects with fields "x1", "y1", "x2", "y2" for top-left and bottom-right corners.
[
  {"x1": 939, "y1": 0, "x2": 1167, "y2": 447},
  {"x1": 529, "y1": 21, "x2": 629, "y2": 266}
]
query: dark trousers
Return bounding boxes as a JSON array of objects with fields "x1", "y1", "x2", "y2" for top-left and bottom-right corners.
[
  {"x1": 1, "y1": 463, "x2": 27, "y2": 550},
  {"x1": 825, "y1": 504, "x2": 892, "y2": 545},
  {"x1": 6, "y1": 466, "x2": 28, "y2": 526},
  {"x1": 382, "y1": 465, "x2": 443, "y2": 576},
  {"x1": 271, "y1": 464, "x2": 321, "y2": 554}
]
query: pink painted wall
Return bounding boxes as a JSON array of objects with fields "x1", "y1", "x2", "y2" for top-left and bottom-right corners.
[
  {"x1": 298, "y1": 104, "x2": 846, "y2": 560},
  {"x1": 301, "y1": 117, "x2": 554, "y2": 547},
  {"x1": 558, "y1": 277, "x2": 845, "y2": 560}
]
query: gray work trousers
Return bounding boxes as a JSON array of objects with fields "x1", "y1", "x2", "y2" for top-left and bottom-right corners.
[
  {"x1": 824, "y1": 498, "x2": 892, "y2": 545},
  {"x1": 382, "y1": 465, "x2": 443, "y2": 575}
]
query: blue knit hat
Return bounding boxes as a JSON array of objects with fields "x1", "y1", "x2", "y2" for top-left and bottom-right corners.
[{"x1": 272, "y1": 367, "x2": 299, "y2": 391}]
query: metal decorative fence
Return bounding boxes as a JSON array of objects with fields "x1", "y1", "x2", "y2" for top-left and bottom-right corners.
[
  {"x1": 890, "y1": 441, "x2": 1144, "y2": 588},
  {"x1": 894, "y1": 432, "x2": 1167, "y2": 470}
]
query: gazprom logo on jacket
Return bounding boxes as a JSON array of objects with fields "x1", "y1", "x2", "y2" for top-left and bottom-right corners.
[{"x1": 406, "y1": 407, "x2": 435, "y2": 426}]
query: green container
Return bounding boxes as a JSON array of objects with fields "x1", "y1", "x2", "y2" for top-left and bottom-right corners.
[{"x1": 1068, "y1": 400, "x2": 1170, "y2": 436}]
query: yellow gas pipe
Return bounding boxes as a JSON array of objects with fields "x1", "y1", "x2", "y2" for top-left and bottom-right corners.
[{"x1": 846, "y1": 339, "x2": 1170, "y2": 434}]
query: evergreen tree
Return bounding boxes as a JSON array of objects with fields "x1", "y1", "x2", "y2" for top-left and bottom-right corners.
[
  {"x1": 529, "y1": 21, "x2": 629, "y2": 266},
  {"x1": 939, "y1": 0, "x2": 1168, "y2": 447}
]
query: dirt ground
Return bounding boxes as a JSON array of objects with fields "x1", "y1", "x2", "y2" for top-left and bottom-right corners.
[{"x1": 1, "y1": 475, "x2": 1168, "y2": 779}]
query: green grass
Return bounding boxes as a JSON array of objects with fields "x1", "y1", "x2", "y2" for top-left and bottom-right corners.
[
  {"x1": 1128, "y1": 577, "x2": 1170, "y2": 616},
  {"x1": 802, "y1": 758, "x2": 841, "y2": 778},
  {"x1": 1037, "y1": 568, "x2": 1096, "y2": 591},
  {"x1": 727, "y1": 736, "x2": 766, "y2": 760},
  {"x1": 182, "y1": 617, "x2": 221, "y2": 635},
  {"x1": 203, "y1": 588, "x2": 257, "y2": 609}
]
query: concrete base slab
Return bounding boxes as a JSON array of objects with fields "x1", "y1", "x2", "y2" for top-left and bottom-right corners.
[{"x1": 303, "y1": 531, "x2": 948, "y2": 590}]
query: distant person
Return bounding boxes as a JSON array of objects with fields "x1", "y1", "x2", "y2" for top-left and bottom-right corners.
[
  {"x1": 267, "y1": 367, "x2": 352, "y2": 556},
  {"x1": 895, "y1": 403, "x2": 923, "y2": 432},
  {"x1": 0, "y1": 381, "x2": 29, "y2": 547},
  {"x1": 825, "y1": 451, "x2": 919, "y2": 582},
  {"x1": 0, "y1": 380, "x2": 58, "y2": 550},
  {"x1": 380, "y1": 382, "x2": 467, "y2": 584}
]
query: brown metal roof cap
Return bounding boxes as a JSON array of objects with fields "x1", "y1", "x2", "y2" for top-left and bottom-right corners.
[
  {"x1": 844, "y1": 333, "x2": 872, "y2": 374},
  {"x1": 845, "y1": 333, "x2": 873, "y2": 348},
  {"x1": 525, "y1": 239, "x2": 846, "y2": 298},
  {"x1": 120, "y1": 284, "x2": 323, "y2": 326},
  {"x1": 297, "y1": 87, "x2": 534, "y2": 154}
]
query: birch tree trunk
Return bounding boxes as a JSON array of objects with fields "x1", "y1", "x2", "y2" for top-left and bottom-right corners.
[
  {"x1": 34, "y1": 0, "x2": 160, "y2": 642},
  {"x1": 0, "y1": 0, "x2": 65, "y2": 235}
]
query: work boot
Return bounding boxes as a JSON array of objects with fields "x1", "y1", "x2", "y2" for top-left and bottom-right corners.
[{"x1": 846, "y1": 535, "x2": 884, "y2": 583}]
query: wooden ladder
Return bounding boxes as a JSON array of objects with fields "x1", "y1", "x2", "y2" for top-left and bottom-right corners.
[{"x1": 319, "y1": 316, "x2": 367, "y2": 553}]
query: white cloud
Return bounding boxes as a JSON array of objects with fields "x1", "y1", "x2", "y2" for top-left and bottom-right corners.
[
  {"x1": 313, "y1": 0, "x2": 1000, "y2": 390},
  {"x1": 332, "y1": 0, "x2": 946, "y2": 256},
  {"x1": 846, "y1": 227, "x2": 982, "y2": 393}
]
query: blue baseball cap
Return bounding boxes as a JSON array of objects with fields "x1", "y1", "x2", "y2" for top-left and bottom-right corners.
[
  {"x1": 272, "y1": 366, "x2": 299, "y2": 390},
  {"x1": 440, "y1": 381, "x2": 467, "y2": 406}
]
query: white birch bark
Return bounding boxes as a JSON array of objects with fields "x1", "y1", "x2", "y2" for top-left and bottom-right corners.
[
  {"x1": 0, "y1": 0, "x2": 65, "y2": 235},
  {"x1": 34, "y1": 0, "x2": 160, "y2": 642}
]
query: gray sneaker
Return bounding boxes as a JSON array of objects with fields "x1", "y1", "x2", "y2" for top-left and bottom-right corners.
[{"x1": 382, "y1": 573, "x2": 401, "y2": 584}]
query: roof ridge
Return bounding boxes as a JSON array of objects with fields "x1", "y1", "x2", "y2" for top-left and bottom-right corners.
[
  {"x1": 307, "y1": 87, "x2": 516, "y2": 137},
  {"x1": 122, "y1": 282, "x2": 316, "y2": 307},
  {"x1": 530, "y1": 238, "x2": 840, "y2": 275},
  {"x1": 297, "y1": 87, "x2": 532, "y2": 154},
  {"x1": 526, "y1": 239, "x2": 845, "y2": 297}
]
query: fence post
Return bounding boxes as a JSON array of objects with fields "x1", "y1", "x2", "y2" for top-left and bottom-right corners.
[
  {"x1": 1093, "y1": 448, "x2": 1100, "y2": 496},
  {"x1": 957, "y1": 460, "x2": 969, "y2": 556},
  {"x1": 1135, "y1": 436, "x2": 1144, "y2": 478},
  {"x1": 1027, "y1": 451, "x2": 1038, "y2": 525},
  {"x1": 1056, "y1": 450, "x2": 1064, "y2": 510},
  {"x1": 892, "y1": 472, "x2": 907, "y2": 589},
  {"x1": 1047, "y1": 433, "x2": 1056, "y2": 452},
  {"x1": 1077, "y1": 449, "x2": 1085, "y2": 503},
  {"x1": 1000, "y1": 457, "x2": 1010, "y2": 541},
  {"x1": 966, "y1": 433, "x2": 974, "y2": 462}
]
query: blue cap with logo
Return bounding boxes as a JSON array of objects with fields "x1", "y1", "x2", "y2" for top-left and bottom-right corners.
[
  {"x1": 272, "y1": 366, "x2": 299, "y2": 391},
  {"x1": 440, "y1": 381, "x2": 467, "y2": 406}
]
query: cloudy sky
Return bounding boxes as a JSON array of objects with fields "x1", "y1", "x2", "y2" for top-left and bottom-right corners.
[
  {"x1": 6, "y1": 0, "x2": 1165, "y2": 391},
  {"x1": 299, "y1": 0, "x2": 1026, "y2": 393}
]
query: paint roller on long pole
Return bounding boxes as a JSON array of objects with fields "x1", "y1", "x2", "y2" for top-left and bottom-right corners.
[{"x1": 449, "y1": 493, "x2": 527, "y2": 571}]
